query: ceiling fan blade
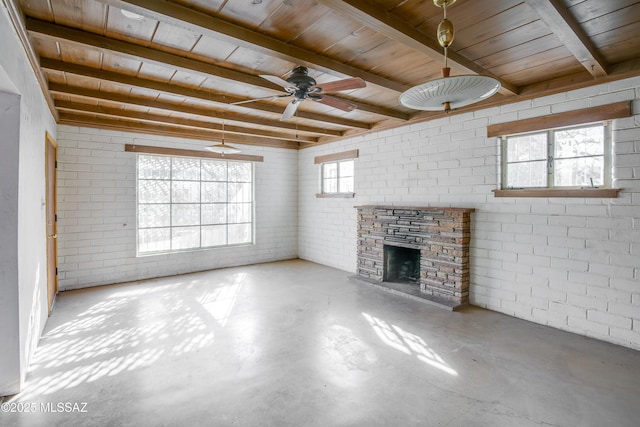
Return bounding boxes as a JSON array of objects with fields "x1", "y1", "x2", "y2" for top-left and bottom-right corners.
[
  {"x1": 281, "y1": 100, "x2": 301, "y2": 121},
  {"x1": 313, "y1": 95, "x2": 357, "y2": 112},
  {"x1": 231, "y1": 94, "x2": 291, "y2": 105},
  {"x1": 231, "y1": 95, "x2": 277, "y2": 105},
  {"x1": 314, "y1": 77, "x2": 366, "y2": 93},
  {"x1": 260, "y1": 74, "x2": 295, "y2": 90}
]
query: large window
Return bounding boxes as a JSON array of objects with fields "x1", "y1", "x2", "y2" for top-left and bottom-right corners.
[
  {"x1": 137, "y1": 154, "x2": 253, "y2": 255},
  {"x1": 502, "y1": 123, "x2": 610, "y2": 189}
]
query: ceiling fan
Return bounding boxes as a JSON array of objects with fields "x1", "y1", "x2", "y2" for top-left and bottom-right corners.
[{"x1": 234, "y1": 66, "x2": 366, "y2": 121}]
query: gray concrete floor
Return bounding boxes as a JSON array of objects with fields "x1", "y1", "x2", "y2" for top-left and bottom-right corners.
[{"x1": 2, "y1": 259, "x2": 640, "y2": 427}]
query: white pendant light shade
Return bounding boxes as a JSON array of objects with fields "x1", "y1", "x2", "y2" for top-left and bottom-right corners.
[
  {"x1": 399, "y1": 74, "x2": 500, "y2": 111},
  {"x1": 120, "y1": 9, "x2": 144, "y2": 20},
  {"x1": 205, "y1": 120, "x2": 240, "y2": 155},
  {"x1": 399, "y1": 0, "x2": 501, "y2": 112},
  {"x1": 205, "y1": 142, "x2": 241, "y2": 155}
]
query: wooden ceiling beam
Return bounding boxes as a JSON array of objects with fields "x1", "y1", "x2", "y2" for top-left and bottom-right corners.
[
  {"x1": 341, "y1": 98, "x2": 409, "y2": 120},
  {"x1": 55, "y1": 99, "x2": 315, "y2": 144},
  {"x1": 49, "y1": 84, "x2": 319, "y2": 142},
  {"x1": 97, "y1": 0, "x2": 410, "y2": 93},
  {"x1": 59, "y1": 112, "x2": 301, "y2": 149},
  {"x1": 318, "y1": 0, "x2": 519, "y2": 96},
  {"x1": 40, "y1": 58, "x2": 362, "y2": 132},
  {"x1": 25, "y1": 17, "x2": 279, "y2": 89},
  {"x1": 524, "y1": 0, "x2": 608, "y2": 78},
  {"x1": 1, "y1": 0, "x2": 58, "y2": 120},
  {"x1": 40, "y1": 58, "x2": 371, "y2": 135},
  {"x1": 517, "y1": 57, "x2": 640, "y2": 98},
  {"x1": 26, "y1": 17, "x2": 404, "y2": 120}
]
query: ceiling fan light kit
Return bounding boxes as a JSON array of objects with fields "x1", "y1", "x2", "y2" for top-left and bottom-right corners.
[{"x1": 399, "y1": 0, "x2": 501, "y2": 112}]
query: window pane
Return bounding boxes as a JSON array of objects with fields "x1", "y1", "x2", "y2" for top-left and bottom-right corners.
[
  {"x1": 139, "y1": 228, "x2": 171, "y2": 253},
  {"x1": 506, "y1": 133, "x2": 547, "y2": 162},
  {"x1": 172, "y1": 204, "x2": 200, "y2": 226},
  {"x1": 172, "y1": 181, "x2": 200, "y2": 203},
  {"x1": 229, "y1": 183, "x2": 251, "y2": 203},
  {"x1": 172, "y1": 158, "x2": 200, "y2": 180},
  {"x1": 228, "y1": 203, "x2": 252, "y2": 223},
  {"x1": 554, "y1": 157, "x2": 604, "y2": 187},
  {"x1": 202, "y1": 160, "x2": 227, "y2": 181},
  {"x1": 138, "y1": 204, "x2": 170, "y2": 228},
  {"x1": 202, "y1": 225, "x2": 227, "y2": 247},
  {"x1": 554, "y1": 126, "x2": 604, "y2": 159},
  {"x1": 139, "y1": 180, "x2": 170, "y2": 203},
  {"x1": 323, "y1": 178, "x2": 338, "y2": 193},
  {"x1": 139, "y1": 155, "x2": 170, "y2": 179},
  {"x1": 228, "y1": 223, "x2": 252, "y2": 245},
  {"x1": 507, "y1": 160, "x2": 547, "y2": 188},
  {"x1": 202, "y1": 204, "x2": 227, "y2": 225},
  {"x1": 137, "y1": 155, "x2": 253, "y2": 255},
  {"x1": 228, "y1": 162, "x2": 252, "y2": 182},
  {"x1": 323, "y1": 162, "x2": 338, "y2": 178},
  {"x1": 339, "y1": 160, "x2": 354, "y2": 177},
  {"x1": 339, "y1": 176, "x2": 354, "y2": 193},
  {"x1": 172, "y1": 226, "x2": 200, "y2": 250},
  {"x1": 202, "y1": 182, "x2": 227, "y2": 203}
]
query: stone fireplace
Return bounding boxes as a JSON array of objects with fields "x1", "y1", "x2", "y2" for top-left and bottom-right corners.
[{"x1": 354, "y1": 205, "x2": 474, "y2": 310}]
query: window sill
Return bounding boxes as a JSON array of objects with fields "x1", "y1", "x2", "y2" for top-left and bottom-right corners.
[
  {"x1": 492, "y1": 188, "x2": 621, "y2": 198},
  {"x1": 316, "y1": 192, "x2": 355, "y2": 198}
]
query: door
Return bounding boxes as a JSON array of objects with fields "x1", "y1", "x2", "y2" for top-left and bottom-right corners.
[{"x1": 46, "y1": 132, "x2": 58, "y2": 315}]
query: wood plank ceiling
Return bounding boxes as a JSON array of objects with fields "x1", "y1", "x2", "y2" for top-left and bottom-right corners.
[{"x1": 11, "y1": 0, "x2": 640, "y2": 149}]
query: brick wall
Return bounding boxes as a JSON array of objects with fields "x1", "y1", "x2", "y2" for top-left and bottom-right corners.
[
  {"x1": 298, "y1": 76, "x2": 640, "y2": 350},
  {"x1": 56, "y1": 126, "x2": 298, "y2": 290}
]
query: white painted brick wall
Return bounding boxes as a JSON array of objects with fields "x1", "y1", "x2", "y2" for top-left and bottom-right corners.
[
  {"x1": 56, "y1": 126, "x2": 298, "y2": 290},
  {"x1": 298, "y1": 76, "x2": 640, "y2": 351}
]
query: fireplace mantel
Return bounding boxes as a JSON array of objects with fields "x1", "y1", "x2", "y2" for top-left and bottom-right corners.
[
  {"x1": 355, "y1": 205, "x2": 475, "y2": 213},
  {"x1": 354, "y1": 205, "x2": 474, "y2": 310}
]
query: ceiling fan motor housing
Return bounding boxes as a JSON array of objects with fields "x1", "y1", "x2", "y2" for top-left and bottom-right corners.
[{"x1": 286, "y1": 66, "x2": 317, "y2": 99}]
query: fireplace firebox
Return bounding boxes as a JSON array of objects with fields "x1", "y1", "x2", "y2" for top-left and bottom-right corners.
[{"x1": 384, "y1": 245, "x2": 420, "y2": 284}]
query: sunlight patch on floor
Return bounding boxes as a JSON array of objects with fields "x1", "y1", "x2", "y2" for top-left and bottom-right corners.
[
  {"x1": 197, "y1": 273, "x2": 245, "y2": 327},
  {"x1": 15, "y1": 272, "x2": 248, "y2": 402},
  {"x1": 362, "y1": 312, "x2": 458, "y2": 376}
]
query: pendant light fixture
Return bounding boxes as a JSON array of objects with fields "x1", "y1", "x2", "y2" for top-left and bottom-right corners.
[
  {"x1": 205, "y1": 121, "x2": 240, "y2": 155},
  {"x1": 399, "y1": 0, "x2": 500, "y2": 113}
]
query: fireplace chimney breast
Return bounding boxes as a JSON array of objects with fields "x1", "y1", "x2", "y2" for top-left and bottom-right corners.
[{"x1": 355, "y1": 205, "x2": 474, "y2": 309}]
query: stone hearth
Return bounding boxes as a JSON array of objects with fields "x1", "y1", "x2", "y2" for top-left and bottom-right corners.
[{"x1": 354, "y1": 205, "x2": 474, "y2": 310}]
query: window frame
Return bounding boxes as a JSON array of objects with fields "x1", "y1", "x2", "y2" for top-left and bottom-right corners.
[
  {"x1": 135, "y1": 153, "x2": 255, "y2": 256},
  {"x1": 320, "y1": 159, "x2": 355, "y2": 196},
  {"x1": 314, "y1": 149, "x2": 358, "y2": 198},
  {"x1": 488, "y1": 102, "x2": 629, "y2": 198},
  {"x1": 500, "y1": 122, "x2": 612, "y2": 191}
]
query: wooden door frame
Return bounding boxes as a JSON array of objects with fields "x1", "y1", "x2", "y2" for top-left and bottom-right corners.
[{"x1": 45, "y1": 132, "x2": 58, "y2": 315}]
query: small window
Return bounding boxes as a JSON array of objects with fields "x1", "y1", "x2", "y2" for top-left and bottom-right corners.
[
  {"x1": 314, "y1": 150, "x2": 358, "y2": 198},
  {"x1": 322, "y1": 159, "x2": 354, "y2": 194},
  {"x1": 502, "y1": 123, "x2": 610, "y2": 189},
  {"x1": 136, "y1": 154, "x2": 253, "y2": 255}
]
